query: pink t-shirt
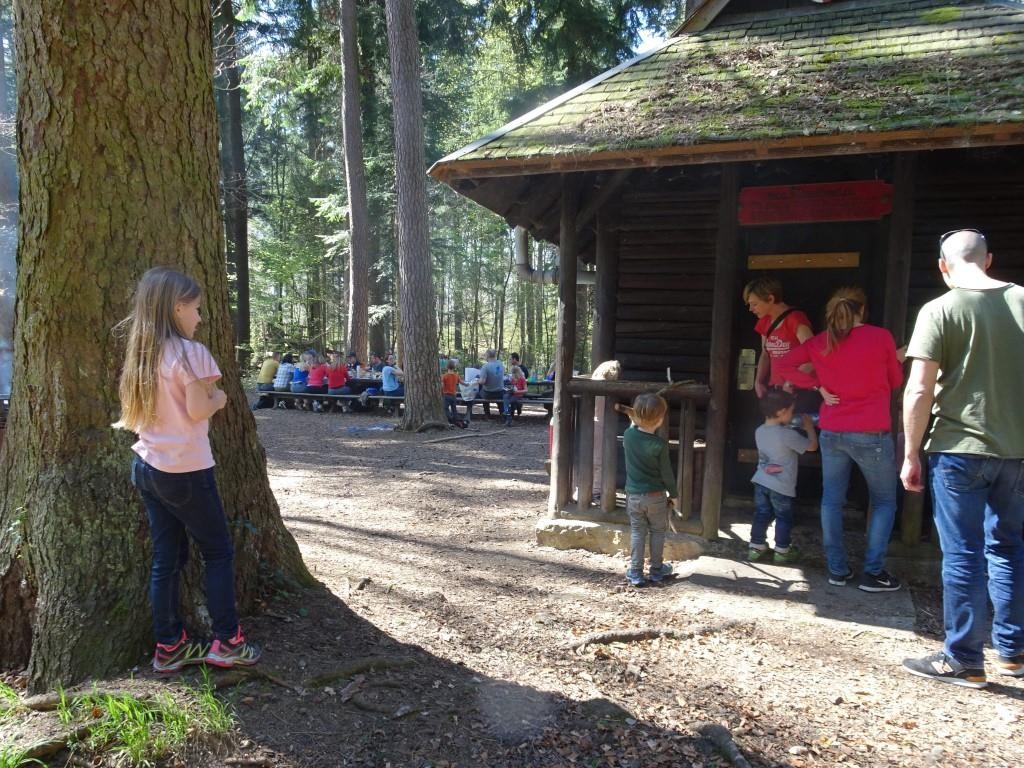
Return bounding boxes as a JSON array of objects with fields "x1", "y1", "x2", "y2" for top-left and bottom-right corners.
[
  {"x1": 307, "y1": 364, "x2": 330, "y2": 388},
  {"x1": 132, "y1": 339, "x2": 221, "y2": 473},
  {"x1": 755, "y1": 309, "x2": 812, "y2": 386}
]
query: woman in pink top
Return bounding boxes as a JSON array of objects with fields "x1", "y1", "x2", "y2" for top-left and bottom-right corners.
[
  {"x1": 776, "y1": 286, "x2": 904, "y2": 593},
  {"x1": 115, "y1": 267, "x2": 260, "y2": 673},
  {"x1": 743, "y1": 277, "x2": 814, "y2": 399}
]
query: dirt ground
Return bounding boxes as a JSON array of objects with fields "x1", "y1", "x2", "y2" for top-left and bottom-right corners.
[{"x1": 4, "y1": 404, "x2": 1024, "y2": 767}]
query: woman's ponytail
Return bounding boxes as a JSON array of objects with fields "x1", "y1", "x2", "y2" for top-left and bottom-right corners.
[{"x1": 824, "y1": 286, "x2": 867, "y2": 353}]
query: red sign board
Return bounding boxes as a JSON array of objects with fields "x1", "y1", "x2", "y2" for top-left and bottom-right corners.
[{"x1": 738, "y1": 180, "x2": 893, "y2": 225}]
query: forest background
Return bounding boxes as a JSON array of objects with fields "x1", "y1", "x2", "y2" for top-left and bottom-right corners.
[{"x1": 0, "y1": 0, "x2": 688, "y2": 391}]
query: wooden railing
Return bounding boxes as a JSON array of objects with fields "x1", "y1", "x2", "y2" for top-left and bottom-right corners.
[{"x1": 563, "y1": 379, "x2": 710, "y2": 534}]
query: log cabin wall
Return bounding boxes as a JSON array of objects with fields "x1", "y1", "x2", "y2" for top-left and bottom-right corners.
[{"x1": 906, "y1": 146, "x2": 1024, "y2": 345}]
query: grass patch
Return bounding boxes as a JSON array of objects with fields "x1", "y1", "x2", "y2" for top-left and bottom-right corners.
[
  {"x1": 56, "y1": 671, "x2": 234, "y2": 767},
  {"x1": 0, "y1": 747, "x2": 46, "y2": 768},
  {"x1": 0, "y1": 681, "x2": 20, "y2": 720}
]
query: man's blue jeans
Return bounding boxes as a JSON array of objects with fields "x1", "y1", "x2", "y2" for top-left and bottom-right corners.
[
  {"x1": 819, "y1": 430, "x2": 898, "y2": 576},
  {"x1": 929, "y1": 453, "x2": 1024, "y2": 668},
  {"x1": 131, "y1": 456, "x2": 239, "y2": 644},
  {"x1": 751, "y1": 483, "x2": 794, "y2": 550}
]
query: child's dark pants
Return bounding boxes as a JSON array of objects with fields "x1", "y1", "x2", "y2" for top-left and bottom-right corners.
[{"x1": 131, "y1": 456, "x2": 239, "y2": 645}]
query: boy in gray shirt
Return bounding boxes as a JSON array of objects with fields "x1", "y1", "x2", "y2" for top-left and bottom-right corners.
[{"x1": 749, "y1": 389, "x2": 818, "y2": 563}]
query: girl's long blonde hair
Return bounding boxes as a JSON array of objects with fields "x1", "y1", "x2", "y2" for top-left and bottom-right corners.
[
  {"x1": 114, "y1": 267, "x2": 201, "y2": 432},
  {"x1": 824, "y1": 286, "x2": 866, "y2": 354},
  {"x1": 616, "y1": 393, "x2": 668, "y2": 431}
]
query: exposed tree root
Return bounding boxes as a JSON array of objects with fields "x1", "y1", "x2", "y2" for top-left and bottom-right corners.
[
  {"x1": 564, "y1": 621, "x2": 737, "y2": 650},
  {"x1": 212, "y1": 667, "x2": 295, "y2": 691},
  {"x1": 415, "y1": 421, "x2": 451, "y2": 433},
  {"x1": 224, "y1": 758, "x2": 274, "y2": 767},
  {"x1": 348, "y1": 693, "x2": 393, "y2": 713},
  {"x1": 697, "y1": 722, "x2": 753, "y2": 768},
  {"x1": 423, "y1": 429, "x2": 505, "y2": 444},
  {"x1": 22, "y1": 721, "x2": 95, "y2": 760},
  {"x1": 306, "y1": 656, "x2": 414, "y2": 688},
  {"x1": 18, "y1": 688, "x2": 136, "y2": 713}
]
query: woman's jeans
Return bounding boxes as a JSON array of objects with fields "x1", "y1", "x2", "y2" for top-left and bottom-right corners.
[
  {"x1": 131, "y1": 456, "x2": 238, "y2": 644},
  {"x1": 751, "y1": 483, "x2": 794, "y2": 549},
  {"x1": 627, "y1": 493, "x2": 669, "y2": 577},
  {"x1": 929, "y1": 453, "x2": 1024, "y2": 668},
  {"x1": 819, "y1": 430, "x2": 898, "y2": 577}
]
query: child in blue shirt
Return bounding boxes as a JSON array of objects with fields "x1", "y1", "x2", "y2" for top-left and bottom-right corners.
[{"x1": 749, "y1": 389, "x2": 818, "y2": 563}]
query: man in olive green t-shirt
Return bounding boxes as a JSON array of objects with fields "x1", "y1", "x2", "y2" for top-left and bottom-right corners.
[{"x1": 901, "y1": 229, "x2": 1024, "y2": 689}]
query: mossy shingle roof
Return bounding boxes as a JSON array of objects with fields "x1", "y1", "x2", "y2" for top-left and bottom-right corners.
[{"x1": 432, "y1": 0, "x2": 1024, "y2": 177}]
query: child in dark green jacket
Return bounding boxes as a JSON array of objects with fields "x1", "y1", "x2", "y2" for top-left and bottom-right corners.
[{"x1": 618, "y1": 393, "x2": 678, "y2": 587}]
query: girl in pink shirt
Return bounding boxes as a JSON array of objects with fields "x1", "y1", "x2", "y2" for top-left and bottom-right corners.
[{"x1": 115, "y1": 267, "x2": 260, "y2": 673}]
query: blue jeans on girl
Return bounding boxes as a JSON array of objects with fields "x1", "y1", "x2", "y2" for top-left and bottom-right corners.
[
  {"x1": 929, "y1": 453, "x2": 1024, "y2": 668},
  {"x1": 819, "y1": 430, "x2": 898, "y2": 577},
  {"x1": 131, "y1": 456, "x2": 239, "y2": 644}
]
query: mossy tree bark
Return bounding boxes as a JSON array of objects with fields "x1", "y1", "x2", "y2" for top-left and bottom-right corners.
[
  {"x1": 0, "y1": 0, "x2": 311, "y2": 693},
  {"x1": 384, "y1": 0, "x2": 446, "y2": 430}
]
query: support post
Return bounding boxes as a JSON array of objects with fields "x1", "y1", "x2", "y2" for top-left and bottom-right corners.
[
  {"x1": 883, "y1": 153, "x2": 923, "y2": 548},
  {"x1": 601, "y1": 397, "x2": 619, "y2": 514},
  {"x1": 576, "y1": 395, "x2": 595, "y2": 509},
  {"x1": 549, "y1": 174, "x2": 581, "y2": 513},
  {"x1": 678, "y1": 399, "x2": 696, "y2": 520},
  {"x1": 699, "y1": 163, "x2": 739, "y2": 539}
]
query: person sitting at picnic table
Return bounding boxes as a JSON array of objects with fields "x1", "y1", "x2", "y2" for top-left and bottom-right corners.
[
  {"x1": 346, "y1": 351, "x2": 361, "y2": 373},
  {"x1": 290, "y1": 353, "x2": 311, "y2": 394},
  {"x1": 509, "y1": 363, "x2": 527, "y2": 417},
  {"x1": 326, "y1": 350, "x2": 352, "y2": 412},
  {"x1": 252, "y1": 351, "x2": 280, "y2": 410},
  {"x1": 474, "y1": 349, "x2": 512, "y2": 427},
  {"x1": 305, "y1": 354, "x2": 330, "y2": 413},
  {"x1": 369, "y1": 353, "x2": 385, "y2": 373},
  {"x1": 272, "y1": 353, "x2": 296, "y2": 408},
  {"x1": 382, "y1": 356, "x2": 405, "y2": 398},
  {"x1": 510, "y1": 352, "x2": 529, "y2": 380}
]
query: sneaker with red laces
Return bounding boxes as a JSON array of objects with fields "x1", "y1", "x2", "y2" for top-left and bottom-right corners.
[
  {"x1": 206, "y1": 627, "x2": 262, "y2": 668},
  {"x1": 153, "y1": 631, "x2": 210, "y2": 674}
]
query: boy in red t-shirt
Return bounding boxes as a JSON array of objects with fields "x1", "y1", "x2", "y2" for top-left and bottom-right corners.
[
  {"x1": 441, "y1": 360, "x2": 461, "y2": 424},
  {"x1": 743, "y1": 277, "x2": 814, "y2": 399}
]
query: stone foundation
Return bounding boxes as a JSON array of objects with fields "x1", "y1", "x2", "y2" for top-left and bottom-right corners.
[{"x1": 536, "y1": 517, "x2": 704, "y2": 560}]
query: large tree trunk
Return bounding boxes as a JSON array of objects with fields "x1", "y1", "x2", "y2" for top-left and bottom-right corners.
[
  {"x1": 0, "y1": 0, "x2": 311, "y2": 692},
  {"x1": 213, "y1": 0, "x2": 250, "y2": 355},
  {"x1": 339, "y1": 0, "x2": 370, "y2": 362},
  {"x1": 384, "y1": 0, "x2": 445, "y2": 430}
]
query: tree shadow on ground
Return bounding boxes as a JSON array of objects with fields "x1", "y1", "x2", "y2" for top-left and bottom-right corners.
[{"x1": 202, "y1": 586, "x2": 746, "y2": 767}]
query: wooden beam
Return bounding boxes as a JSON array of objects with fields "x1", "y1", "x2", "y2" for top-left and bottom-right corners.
[
  {"x1": 566, "y1": 378, "x2": 710, "y2": 401},
  {"x1": 748, "y1": 252, "x2": 860, "y2": 270},
  {"x1": 601, "y1": 397, "x2": 619, "y2": 514},
  {"x1": 677, "y1": 0, "x2": 731, "y2": 33},
  {"x1": 882, "y1": 153, "x2": 917, "y2": 344},
  {"x1": 549, "y1": 174, "x2": 581, "y2": 514},
  {"x1": 592, "y1": 208, "x2": 619, "y2": 365},
  {"x1": 576, "y1": 395, "x2": 596, "y2": 509},
  {"x1": 430, "y1": 124, "x2": 1024, "y2": 183},
  {"x1": 576, "y1": 169, "x2": 633, "y2": 235},
  {"x1": 699, "y1": 163, "x2": 740, "y2": 540},
  {"x1": 678, "y1": 399, "x2": 696, "y2": 520}
]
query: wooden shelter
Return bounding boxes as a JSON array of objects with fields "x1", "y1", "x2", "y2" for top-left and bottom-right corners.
[{"x1": 429, "y1": 0, "x2": 1024, "y2": 547}]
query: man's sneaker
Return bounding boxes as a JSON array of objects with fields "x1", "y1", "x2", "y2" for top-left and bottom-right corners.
[
  {"x1": 828, "y1": 568, "x2": 855, "y2": 586},
  {"x1": 859, "y1": 570, "x2": 901, "y2": 593},
  {"x1": 747, "y1": 546, "x2": 773, "y2": 563},
  {"x1": 649, "y1": 563, "x2": 673, "y2": 583},
  {"x1": 206, "y1": 627, "x2": 262, "y2": 668},
  {"x1": 153, "y1": 631, "x2": 209, "y2": 674},
  {"x1": 996, "y1": 653, "x2": 1024, "y2": 677},
  {"x1": 903, "y1": 652, "x2": 987, "y2": 689},
  {"x1": 773, "y1": 545, "x2": 802, "y2": 565},
  {"x1": 625, "y1": 569, "x2": 648, "y2": 588}
]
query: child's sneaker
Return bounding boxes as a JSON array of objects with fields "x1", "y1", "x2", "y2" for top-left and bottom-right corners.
[
  {"x1": 648, "y1": 563, "x2": 673, "y2": 583},
  {"x1": 153, "y1": 631, "x2": 209, "y2": 674},
  {"x1": 828, "y1": 568, "x2": 856, "y2": 586},
  {"x1": 773, "y1": 545, "x2": 802, "y2": 565},
  {"x1": 206, "y1": 627, "x2": 261, "y2": 668},
  {"x1": 747, "y1": 546, "x2": 772, "y2": 563},
  {"x1": 625, "y1": 569, "x2": 648, "y2": 588}
]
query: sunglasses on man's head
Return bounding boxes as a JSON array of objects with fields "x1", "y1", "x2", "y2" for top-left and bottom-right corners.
[{"x1": 939, "y1": 228, "x2": 985, "y2": 255}]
